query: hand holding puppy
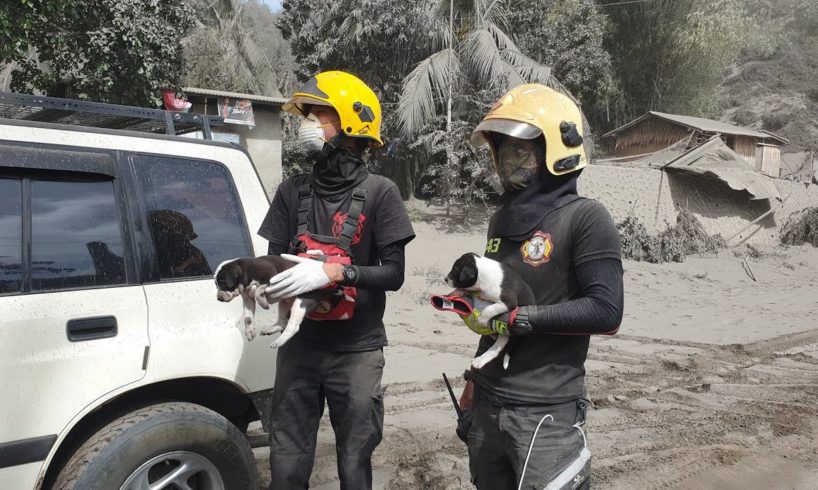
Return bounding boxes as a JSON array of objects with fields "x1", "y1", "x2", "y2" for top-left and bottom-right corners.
[
  {"x1": 264, "y1": 254, "x2": 342, "y2": 299},
  {"x1": 486, "y1": 307, "x2": 532, "y2": 336}
]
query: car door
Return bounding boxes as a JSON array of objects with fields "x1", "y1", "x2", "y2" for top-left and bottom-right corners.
[
  {"x1": 0, "y1": 146, "x2": 149, "y2": 488},
  {"x1": 129, "y1": 153, "x2": 275, "y2": 387}
]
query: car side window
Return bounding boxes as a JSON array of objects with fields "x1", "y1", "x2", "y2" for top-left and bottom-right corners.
[
  {"x1": 0, "y1": 178, "x2": 22, "y2": 293},
  {"x1": 31, "y1": 179, "x2": 126, "y2": 291},
  {"x1": 132, "y1": 155, "x2": 252, "y2": 281}
]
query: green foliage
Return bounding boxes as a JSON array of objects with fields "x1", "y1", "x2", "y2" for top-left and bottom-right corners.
[
  {"x1": 182, "y1": 0, "x2": 294, "y2": 96},
  {"x1": 509, "y1": 0, "x2": 614, "y2": 129},
  {"x1": 277, "y1": 0, "x2": 435, "y2": 97},
  {"x1": 395, "y1": 0, "x2": 561, "y2": 137},
  {"x1": 9, "y1": 0, "x2": 193, "y2": 106},
  {"x1": 732, "y1": 109, "x2": 756, "y2": 126},
  {"x1": 604, "y1": 0, "x2": 756, "y2": 125},
  {"x1": 792, "y1": 1, "x2": 818, "y2": 36},
  {"x1": 762, "y1": 112, "x2": 788, "y2": 132},
  {"x1": 410, "y1": 117, "x2": 494, "y2": 217},
  {"x1": 281, "y1": 115, "x2": 313, "y2": 178},
  {"x1": 0, "y1": 0, "x2": 73, "y2": 63}
]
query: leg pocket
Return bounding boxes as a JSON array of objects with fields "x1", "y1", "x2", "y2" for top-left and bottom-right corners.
[{"x1": 505, "y1": 406, "x2": 585, "y2": 490}]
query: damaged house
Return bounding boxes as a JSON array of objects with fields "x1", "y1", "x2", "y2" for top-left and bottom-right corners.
[
  {"x1": 589, "y1": 113, "x2": 800, "y2": 245},
  {"x1": 603, "y1": 111, "x2": 789, "y2": 178}
]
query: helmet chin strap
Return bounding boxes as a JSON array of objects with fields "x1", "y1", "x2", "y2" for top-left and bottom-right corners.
[{"x1": 310, "y1": 134, "x2": 344, "y2": 162}]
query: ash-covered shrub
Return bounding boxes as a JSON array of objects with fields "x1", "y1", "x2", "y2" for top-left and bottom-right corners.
[
  {"x1": 618, "y1": 210, "x2": 724, "y2": 263},
  {"x1": 781, "y1": 208, "x2": 818, "y2": 247}
]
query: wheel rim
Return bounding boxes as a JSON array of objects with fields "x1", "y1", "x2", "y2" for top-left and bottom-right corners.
[{"x1": 120, "y1": 450, "x2": 225, "y2": 490}]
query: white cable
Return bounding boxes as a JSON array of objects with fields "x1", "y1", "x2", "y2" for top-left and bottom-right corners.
[
  {"x1": 518, "y1": 413, "x2": 553, "y2": 490},
  {"x1": 573, "y1": 422, "x2": 587, "y2": 448},
  {"x1": 518, "y1": 417, "x2": 589, "y2": 490}
]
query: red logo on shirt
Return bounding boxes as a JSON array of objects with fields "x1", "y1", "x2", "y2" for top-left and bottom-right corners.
[
  {"x1": 521, "y1": 231, "x2": 553, "y2": 266},
  {"x1": 331, "y1": 212, "x2": 366, "y2": 245}
]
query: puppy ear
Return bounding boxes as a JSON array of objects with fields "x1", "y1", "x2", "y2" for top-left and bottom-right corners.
[
  {"x1": 225, "y1": 269, "x2": 240, "y2": 291},
  {"x1": 457, "y1": 263, "x2": 477, "y2": 287}
]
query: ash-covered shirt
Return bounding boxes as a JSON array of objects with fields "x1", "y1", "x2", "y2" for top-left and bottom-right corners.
[
  {"x1": 470, "y1": 197, "x2": 621, "y2": 404},
  {"x1": 258, "y1": 173, "x2": 415, "y2": 352}
]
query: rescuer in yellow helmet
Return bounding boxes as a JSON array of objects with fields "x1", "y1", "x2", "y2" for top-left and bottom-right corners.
[
  {"x1": 258, "y1": 71, "x2": 415, "y2": 490},
  {"x1": 459, "y1": 84, "x2": 623, "y2": 490}
]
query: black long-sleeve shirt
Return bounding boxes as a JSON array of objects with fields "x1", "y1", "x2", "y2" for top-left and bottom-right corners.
[{"x1": 523, "y1": 257, "x2": 622, "y2": 335}]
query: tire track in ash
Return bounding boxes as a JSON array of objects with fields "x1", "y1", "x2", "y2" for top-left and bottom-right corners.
[{"x1": 588, "y1": 333, "x2": 818, "y2": 489}]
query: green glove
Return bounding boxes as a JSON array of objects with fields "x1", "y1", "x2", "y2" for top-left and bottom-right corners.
[
  {"x1": 485, "y1": 307, "x2": 533, "y2": 336},
  {"x1": 462, "y1": 301, "x2": 496, "y2": 336}
]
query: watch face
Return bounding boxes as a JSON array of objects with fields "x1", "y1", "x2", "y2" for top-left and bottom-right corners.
[{"x1": 344, "y1": 266, "x2": 357, "y2": 282}]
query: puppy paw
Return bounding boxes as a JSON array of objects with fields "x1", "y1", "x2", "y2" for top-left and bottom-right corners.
[
  {"x1": 471, "y1": 355, "x2": 492, "y2": 370},
  {"x1": 244, "y1": 317, "x2": 257, "y2": 341},
  {"x1": 255, "y1": 286, "x2": 271, "y2": 309},
  {"x1": 260, "y1": 325, "x2": 283, "y2": 336},
  {"x1": 269, "y1": 337, "x2": 287, "y2": 349}
]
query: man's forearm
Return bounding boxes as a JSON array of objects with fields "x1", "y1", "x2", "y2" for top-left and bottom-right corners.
[{"x1": 521, "y1": 258, "x2": 623, "y2": 335}]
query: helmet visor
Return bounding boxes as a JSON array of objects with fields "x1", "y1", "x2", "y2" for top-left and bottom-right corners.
[
  {"x1": 283, "y1": 95, "x2": 332, "y2": 116},
  {"x1": 470, "y1": 119, "x2": 542, "y2": 147},
  {"x1": 495, "y1": 138, "x2": 541, "y2": 192}
]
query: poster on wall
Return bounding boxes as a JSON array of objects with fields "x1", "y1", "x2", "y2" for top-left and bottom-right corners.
[{"x1": 218, "y1": 97, "x2": 255, "y2": 127}]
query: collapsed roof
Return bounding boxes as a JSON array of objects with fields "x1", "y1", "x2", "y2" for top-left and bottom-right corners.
[{"x1": 638, "y1": 135, "x2": 781, "y2": 201}]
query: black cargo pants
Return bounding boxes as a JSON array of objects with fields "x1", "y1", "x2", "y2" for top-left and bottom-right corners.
[
  {"x1": 467, "y1": 388, "x2": 591, "y2": 490},
  {"x1": 267, "y1": 337, "x2": 385, "y2": 490}
]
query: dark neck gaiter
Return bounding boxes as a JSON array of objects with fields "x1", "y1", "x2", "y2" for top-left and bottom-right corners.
[
  {"x1": 310, "y1": 146, "x2": 369, "y2": 202},
  {"x1": 491, "y1": 169, "x2": 582, "y2": 240}
]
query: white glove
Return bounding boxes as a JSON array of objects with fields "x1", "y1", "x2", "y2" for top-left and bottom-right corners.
[{"x1": 264, "y1": 254, "x2": 331, "y2": 299}]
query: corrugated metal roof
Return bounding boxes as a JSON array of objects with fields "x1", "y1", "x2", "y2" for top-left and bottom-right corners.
[
  {"x1": 603, "y1": 111, "x2": 789, "y2": 145},
  {"x1": 637, "y1": 137, "x2": 690, "y2": 167},
  {"x1": 183, "y1": 87, "x2": 288, "y2": 105},
  {"x1": 650, "y1": 111, "x2": 781, "y2": 140},
  {"x1": 661, "y1": 136, "x2": 781, "y2": 201}
]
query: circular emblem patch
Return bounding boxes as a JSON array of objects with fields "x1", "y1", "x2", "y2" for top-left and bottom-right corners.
[{"x1": 520, "y1": 231, "x2": 553, "y2": 266}]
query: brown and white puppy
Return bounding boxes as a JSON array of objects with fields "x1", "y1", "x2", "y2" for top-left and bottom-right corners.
[
  {"x1": 445, "y1": 252, "x2": 535, "y2": 369},
  {"x1": 214, "y1": 256, "x2": 317, "y2": 348}
]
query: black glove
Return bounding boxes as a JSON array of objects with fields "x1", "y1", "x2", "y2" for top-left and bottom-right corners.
[{"x1": 487, "y1": 306, "x2": 532, "y2": 336}]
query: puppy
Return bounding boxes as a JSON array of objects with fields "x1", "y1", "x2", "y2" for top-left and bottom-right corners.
[
  {"x1": 445, "y1": 253, "x2": 535, "y2": 370},
  {"x1": 214, "y1": 256, "x2": 317, "y2": 349}
]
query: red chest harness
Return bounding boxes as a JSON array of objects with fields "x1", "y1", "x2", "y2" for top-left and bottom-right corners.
[{"x1": 290, "y1": 179, "x2": 368, "y2": 321}]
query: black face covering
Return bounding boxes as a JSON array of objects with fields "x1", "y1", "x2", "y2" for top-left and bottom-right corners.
[
  {"x1": 310, "y1": 145, "x2": 369, "y2": 201},
  {"x1": 491, "y1": 168, "x2": 581, "y2": 240}
]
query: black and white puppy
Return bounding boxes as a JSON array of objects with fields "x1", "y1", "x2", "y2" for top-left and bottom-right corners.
[
  {"x1": 214, "y1": 256, "x2": 317, "y2": 349},
  {"x1": 445, "y1": 252, "x2": 535, "y2": 369}
]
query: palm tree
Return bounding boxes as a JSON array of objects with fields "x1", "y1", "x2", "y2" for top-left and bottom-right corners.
[
  {"x1": 397, "y1": 0, "x2": 575, "y2": 137},
  {"x1": 184, "y1": 0, "x2": 284, "y2": 96}
]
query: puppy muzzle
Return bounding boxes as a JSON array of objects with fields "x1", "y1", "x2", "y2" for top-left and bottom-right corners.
[{"x1": 217, "y1": 290, "x2": 239, "y2": 302}]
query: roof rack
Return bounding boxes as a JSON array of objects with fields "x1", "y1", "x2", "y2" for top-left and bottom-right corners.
[{"x1": 0, "y1": 91, "x2": 224, "y2": 139}]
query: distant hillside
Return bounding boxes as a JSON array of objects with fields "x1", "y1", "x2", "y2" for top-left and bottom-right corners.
[{"x1": 718, "y1": 6, "x2": 818, "y2": 152}]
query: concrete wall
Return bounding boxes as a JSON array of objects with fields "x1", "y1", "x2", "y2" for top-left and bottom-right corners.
[
  {"x1": 232, "y1": 106, "x2": 282, "y2": 200},
  {"x1": 189, "y1": 101, "x2": 283, "y2": 201},
  {"x1": 579, "y1": 164, "x2": 818, "y2": 246}
]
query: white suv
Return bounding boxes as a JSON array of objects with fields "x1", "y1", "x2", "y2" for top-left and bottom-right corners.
[{"x1": 0, "y1": 94, "x2": 276, "y2": 489}]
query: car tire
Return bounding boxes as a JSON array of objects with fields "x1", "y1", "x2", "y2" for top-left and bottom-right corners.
[{"x1": 51, "y1": 402, "x2": 257, "y2": 490}]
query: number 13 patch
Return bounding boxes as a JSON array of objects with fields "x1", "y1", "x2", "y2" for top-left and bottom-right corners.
[{"x1": 521, "y1": 231, "x2": 553, "y2": 266}]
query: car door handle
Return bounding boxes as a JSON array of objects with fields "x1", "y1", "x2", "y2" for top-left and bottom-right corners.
[{"x1": 66, "y1": 316, "x2": 118, "y2": 342}]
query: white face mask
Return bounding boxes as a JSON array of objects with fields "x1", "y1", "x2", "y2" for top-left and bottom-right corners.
[{"x1": 298, "y1": 113, "x2": 328, "y2": 154}]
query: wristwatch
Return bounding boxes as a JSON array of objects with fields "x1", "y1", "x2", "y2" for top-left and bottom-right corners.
[{"x1": 341, "y1": 265, "x2": 358, "y2": 285}]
